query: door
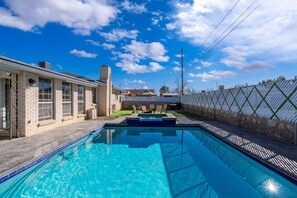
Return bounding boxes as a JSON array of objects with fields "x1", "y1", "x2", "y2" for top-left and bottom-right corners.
[{"x1": 0, "y1": 79, "x2": 8, "y2": 129}]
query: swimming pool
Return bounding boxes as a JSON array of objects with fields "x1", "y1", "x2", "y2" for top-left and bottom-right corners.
[{"x1": 0, "y1": 127, "x2": 296, "y2": 197}]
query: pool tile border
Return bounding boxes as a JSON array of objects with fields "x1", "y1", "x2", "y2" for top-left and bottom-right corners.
[{"x1": 0, "y1": 127, "x2": 102, "y2": 184}]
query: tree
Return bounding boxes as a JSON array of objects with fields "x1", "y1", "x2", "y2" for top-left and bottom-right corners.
[
  {"x1": 172, "y1": 79, "x2": 196, "y2": 95},
  {"x1": 159, "y1": 85, "x2": 170, "y2": 95}
]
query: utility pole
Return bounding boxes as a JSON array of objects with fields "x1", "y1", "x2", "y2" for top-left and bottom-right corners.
[{"x1": 181, "y1": 48, "x2": 184, "y2": 96}]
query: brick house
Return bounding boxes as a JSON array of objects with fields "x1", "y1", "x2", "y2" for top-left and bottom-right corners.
[{"x1": 0, "y1": 56, "x2": 114, "y2": 139}]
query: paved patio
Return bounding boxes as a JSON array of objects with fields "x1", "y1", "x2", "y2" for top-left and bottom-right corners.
[{"x1": 0, "y1": 117, "x2": 113, "y2": 178}]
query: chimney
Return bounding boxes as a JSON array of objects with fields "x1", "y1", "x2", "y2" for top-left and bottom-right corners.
[{"x1": 39, "y1": 62, "x2": 50, "y2": 70}]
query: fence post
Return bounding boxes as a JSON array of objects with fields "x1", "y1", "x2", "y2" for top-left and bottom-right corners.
[
  {"x1": 294, "y1": 122, "x2": 297, "y2": 145},
  {"x1": 294, "y1": 110, "x2": 297, "y2": 145}
]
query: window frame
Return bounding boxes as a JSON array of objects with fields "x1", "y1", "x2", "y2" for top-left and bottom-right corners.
[
  {"x1": 77, "y1": 85, "x2": 85, "y2": 114},
  {"x1": 38, "y1": 77, "x2": 54, "y2": 121},
  {"x1": 62, "y1": 82, "x2": 72, "y2": 117}
]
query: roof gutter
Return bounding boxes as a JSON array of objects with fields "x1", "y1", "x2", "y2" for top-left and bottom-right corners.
[{"x1": 0, "y1": 56, "x2": 105, "y2": 87}]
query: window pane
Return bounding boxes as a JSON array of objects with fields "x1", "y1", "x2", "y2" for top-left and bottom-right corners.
[
  {"x1": 38, "y1": 78, "x2": 53, "y2": 121},
  {"x1": 62, "y1": 82, "x2": 72, "y2": 116},
  {"x1": 77, "y1": 85, "x2": 85, "y2": 114}
]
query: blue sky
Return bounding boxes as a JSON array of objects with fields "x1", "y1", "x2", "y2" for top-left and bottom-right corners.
[{"x1": 0, "y1": 0, "x2": 296, "y2": 92}]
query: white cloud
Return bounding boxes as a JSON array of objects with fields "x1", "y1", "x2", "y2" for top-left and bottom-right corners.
[
  {"x1": 102, "y1": 43, "x2": 115, "y2": 50},
  {"x1": 152, "y1": 11, "x2": 161, "y2": 16},
  {"x1": 143, "y1": 85, "x2": 149, "y2": 89},
  {"x1": 69, "y1": 49, "x2": 97, "y2": 58},
  {"x1": 114, "y1": 41, "x2": 168, "y2": 73},
  {"x1": 152, "y1": 18, "x2": 159, "y2": 26},
  {"x1": 196, "y1": 66, "x2": 202, "y2": 70},
  {"x1": 221, "y1": 46, "x2": 273, "y2": 72},
  {"x1": 187, "y1": 79, "x2": 194, "y2": 83},
  {"x1": 173, "y1": 61, "x2": 179, "y2": 65},
  {"x1": 169, "y1": 0, "x2": 297, "y2": 68},
  {"x1": 201, "y1": 61, "x2": 212, "y2": 67},
  {"x1": 152, "y1": 15, "x2": 163, "y2": 26},
  {"x1": 0, "y1": 0, "x2": 117, "y2": 35},
  {"x1": 99, "y1": 29, "x2": 138, "y2": 42},
  {"x1": 149, "y1": 62, "x2": 164, "y2": 72},
  {"x1": 172, "y1": 66, "x2": 181, "y2": 72},
  {"x1": 85, "y1": 39, "x2": 100, "y2": 46},
  {"x1": 122, "y1": 40, "x2": 169, "y2": 62},
  {"x1": 166, "y1": 23, "x2": 176, "y2": 30},
  {"x1": 192, "y1": 58, "x2": 212, "y2": 67},
  {"x1": 121, "y1": 0, "x2": 147, "y2": 14},
  {"x1": 115, "y1": 61, "x2": 164, "y2": 74},
  {"x1": 189, "y1": 70, "x2": 236, "y2": 82},
  {"x1": 124, "y1": 79, "x2": 146, "y2": 85}
]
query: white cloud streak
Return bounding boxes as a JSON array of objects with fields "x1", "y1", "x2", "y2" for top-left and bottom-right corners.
[
  {"x1": 124, "y1": 78, "x2": 146, "y2": 85},
  {"x1": 102, "y1": 43, "x2": 115, "y2": 50},
  {"x1": 69, "y1": 49, "x2": 97, "y2": 58},
  {"x1": 85, "y1": 39, "x2": 100, "y2": 46},
  {"x1": 99, "y1": 29, "x2": 138, "y2": 42},
  {"x1": 121, "y1": 0, "x2": 147, "y2": 14},
  {"x1": 189, "y1": 70, "x2": 236, "y2": 82}
]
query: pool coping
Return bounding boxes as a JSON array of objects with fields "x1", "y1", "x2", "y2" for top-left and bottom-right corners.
[
  {"x1": 196, "y1": 122, "x2": 297, "y2": 185},
  {"x1": 0, "y1": 127, "x2": 103, "y2": 184}
]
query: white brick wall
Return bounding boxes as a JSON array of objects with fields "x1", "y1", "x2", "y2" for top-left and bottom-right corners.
[{"x1": 17, "y1": 72, "x2": 96, "y2": 137}]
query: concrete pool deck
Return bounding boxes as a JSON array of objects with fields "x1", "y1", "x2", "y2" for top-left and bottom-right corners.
[
  {"x1": 0, "y1": 114, "x2": 297, "y2": 183},
  {"x1": 0, "y1": 117, "x2": 113, "y2": 179}
]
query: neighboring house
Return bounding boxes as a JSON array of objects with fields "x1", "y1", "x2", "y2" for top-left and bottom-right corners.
[
  {"x1": 123, "y1": 89, "x2": 156, "y2": 97},
  {"x1": 0, "y1": 56, "x2": 113, "y2": 139},
  {"x1": 160, "y1": 93, "x2": 179, "y2": 97}
]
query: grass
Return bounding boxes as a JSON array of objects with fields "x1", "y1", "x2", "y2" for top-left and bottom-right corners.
[
  {"x1": 111, "y1": 110, "x2": 133, "y2": 117},
  {"x1": 169, "y1": 111, "x2": 198, "y2": 119},
  {"x1": 111, "y1": 110, "x2": 197, "y2": 119}
]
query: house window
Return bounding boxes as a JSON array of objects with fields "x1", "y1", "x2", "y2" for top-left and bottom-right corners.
[
  {"x1": 77, "y1": 85, "x2": 85, "y2": 114},
  {"x1": 39, "y1": 78, "x2": 53, "y2": 121},
  {"x1": 92, "y1": 87, "x2": 96, "y2": 104},
  {"x1": 62, "y1": 82, "x2": 72, "y2": 117}
]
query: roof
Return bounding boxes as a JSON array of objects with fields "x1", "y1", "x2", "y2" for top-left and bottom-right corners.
[
  {"x1": 162, "y1": 93, "x2": 179, "y2": 97},
  {"x1": 124, "y1": 89, "x2": 154, "y2": 91},
  {"x1": 140, "y1": 91, "x2": 157, "y2": 96},
  {"x1": 0, "y1": 56, "x2": 105, "y2": 87}
]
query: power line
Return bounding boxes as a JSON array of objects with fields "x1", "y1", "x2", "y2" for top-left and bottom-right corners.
[
  {"x1": 201, "y1": 0, "x2": 242, "y2": 47},
  {"x1": 184, "y1": 0, "x2": 260, "y2": 76},
  {"x1": 204, "y1": 0, "x2": 259, "y2": 51},
  {"x1": 202, "y1": 4, "x2": 260, "y2": 58}
]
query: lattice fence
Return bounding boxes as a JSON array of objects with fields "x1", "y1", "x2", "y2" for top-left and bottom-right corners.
[{"x1": 181, "y1": 80, "x2": 297, "y2": 123}]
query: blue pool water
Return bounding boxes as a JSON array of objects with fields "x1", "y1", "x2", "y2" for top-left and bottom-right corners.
[{"x1": 0, "y1": 127, "x2": 297, "y2": 197}]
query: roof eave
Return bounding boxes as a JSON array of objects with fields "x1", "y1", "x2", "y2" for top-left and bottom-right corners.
[{"x1": 0, "y1": 56, "x2": 105, "y2": 87}]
